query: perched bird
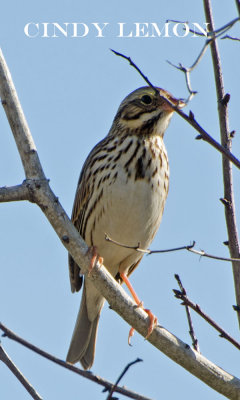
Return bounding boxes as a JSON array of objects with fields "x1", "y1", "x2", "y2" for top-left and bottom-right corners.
[{"x1": 67, "y1": 86, "x2": 184, "y2": 370}]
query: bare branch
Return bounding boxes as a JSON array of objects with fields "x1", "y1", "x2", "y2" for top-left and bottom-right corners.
[
  {"x1": 170, "y1": 107, "x2": 240, "y2": 170},
  {"x1": 207, "y1": 17, "x2": 240, "y2": 37},
  {"x1": 190, "y1": 17, "x2": 239, "y2": 37},
  {"x1": 222, "y1": 35, "x2": 240, "y2": 41},
  {"x1": 106, "y1": 359, "x2": 143, "y2": 400},
  {"x1": 110, "y1": 49, "x2": 157, "y2": 94},
  {"x1": 167, "y1": 17, "x2": 239, "y2": 99},
  {"x1": 105, "y1": 234, "x2": 240, "y2": 263},
  {"x1": 166, "y1": 59, "x2": 198, "y2": 102},
  {"x1": 111, "y1": 49, "x2": 240, "y2": 170},
  {"x1": 0, "y1": 182, "x2": 30, "y2": 202},
  {"x1": 0, "y1": 324, "x2": 148, "y2": 400},
  {"x1": 167, "y1": 39, "x2": 209, "y2": 100},
  {"x1": 203, "y1": 0, "x2": 240, "y2": 327},
  {"x1": 1, "y1": 48, "x2": 240, "y2": 398},
  {"x1": 187, "y1": 247, "x2": 240, "y2": 263},
  {"x1": 105, "y1": 234, "x2": 196, "y2": 254},
  {"x1": 0, "y1": 54, "x2": 45, "y2": 180},
  {"x1": 0, "y1": 344, "x2": 42, "y2": 400},
  {"x1": 166, "y1": 18, "x2": 240, "y2": 38},
  {"x1": 173, "y1": 288, "x2": 240, "y2": 351},
  {"x1": 174, "y1": 275, "x2": 200, "y2": 352}
]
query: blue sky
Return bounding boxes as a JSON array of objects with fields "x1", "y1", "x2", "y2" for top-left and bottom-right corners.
[{"x1": 0, "y1": 1, "x2": 240, "y2": 399}]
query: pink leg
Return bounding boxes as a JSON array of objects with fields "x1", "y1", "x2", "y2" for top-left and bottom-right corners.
[{"x1": 120, "y1": 273, "x2": 157, "y2": 343}]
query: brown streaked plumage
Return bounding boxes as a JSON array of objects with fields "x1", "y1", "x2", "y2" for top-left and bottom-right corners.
[{"x1": 67, "y1": 86, "x2": 185, "y2": 370}]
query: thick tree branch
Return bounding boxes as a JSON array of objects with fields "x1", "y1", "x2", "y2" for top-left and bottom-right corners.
[
  {"x1": 0, "y1": 56, "x2": 45, "y2": 180},
  {"x1": 0, "y1": 344, "x2": 42, "y2": 400},
  {"x1": 1, "y1": 48, "x2": 240, "y2": 398},
  {"x1": 203, "y1": 0, "x2": 240, "y2": 327},
  {"x1": 0, "y1": 182, "x2": 30, "y2": 202}
]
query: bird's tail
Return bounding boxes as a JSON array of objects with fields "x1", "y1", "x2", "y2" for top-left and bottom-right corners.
[{"x1": 66, "y1": 283, "x2": 103, "y2": 370}]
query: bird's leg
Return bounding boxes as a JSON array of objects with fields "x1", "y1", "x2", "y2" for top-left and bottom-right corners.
[
  {"x1": 86, "y1": 246, "x2": 104, "y2": 276},
  {"x1": 120, "y1": 273, "x2": 157, "y2": 343}
]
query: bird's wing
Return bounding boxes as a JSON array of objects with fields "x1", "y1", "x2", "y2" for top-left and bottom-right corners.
[
  {"x1": 68, "y1": 135, "x2": 114, "y2": 292},
  {"x1": 68, "y1": 164, "x2": 91, "y2": 292}
]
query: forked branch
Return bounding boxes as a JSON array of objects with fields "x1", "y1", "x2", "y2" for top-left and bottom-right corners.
[{"x1": 173, "y1": 278, "x2": 240, "y2": 351}]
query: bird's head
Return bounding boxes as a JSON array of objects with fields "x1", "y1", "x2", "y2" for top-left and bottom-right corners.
[{"x1": 110, "y1": 86, "x2": 185, "y2": 137}]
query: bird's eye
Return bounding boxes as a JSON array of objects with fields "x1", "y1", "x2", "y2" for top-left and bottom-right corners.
[{"x1": 140, "y1": 95, "x2": 153, "y2": 105}]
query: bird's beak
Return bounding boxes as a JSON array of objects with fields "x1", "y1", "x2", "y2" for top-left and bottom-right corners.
[
  {"x1": 157, "y1": 89, "x2": 186, "y2": 112},
  {"x1": 168, "y1": 96, "x2": 186, "y2": 109}
]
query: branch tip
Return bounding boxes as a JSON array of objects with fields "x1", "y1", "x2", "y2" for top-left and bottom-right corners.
[
  {"x1": 223, "y1": 240, "x2": 229, "y2": 246},
  {"x1": 195, "y1": 134, "x2": 203, "y2": 140},
  {"x1": 110, "y1": 48, "x2": 157, "y2": 93},
  {"x1": 189, "y1": 110, "x2": 195, "y2": 119},
  {"x1": 220, "y1": 197, "x2": 231, "y2": 206},
  {"x1": 220, "y1": 93, "x2": 231, "y2": 106},
  {"x1": 233, "y1": 305, "x2": 240, "y2": 312}
]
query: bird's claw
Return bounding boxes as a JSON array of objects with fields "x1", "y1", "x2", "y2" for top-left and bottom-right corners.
[
  {"x1": 128, "y1": 307, "x2": 157, "y2": 345},
  {"x1": 86, "y1": 246, "x2": 103, "y2": 276}
]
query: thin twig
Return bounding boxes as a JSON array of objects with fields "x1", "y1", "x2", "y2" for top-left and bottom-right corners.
[
  {"x1": 187, "y1": 247, "x2": 240, "y2": 263},
  {"x1": 174, "y1": 108, "x2": 240, "y2": 170},
  {"x1": 105, "y1": 234, "x2": 195, "y2": 254},
  {"x1": 189, "y1": 17, "x2": 239, "y2": 37},
  {"x1": 105, "y1": 234, "x2": 240, "y2": 263},
  {"x1": 166, "y1": 18, "x2": 240, "y2": 38},
  {"x1": 106, "y1": 359, "x2": 143, "y2": 400},
  {"x1": 0, "y1": 344, "x2": 42, "y2": 400},
  {"x1": 166, "y1": 59, "x2": 198, "y2": 102},
  {"x1": 203, "y1": 0, "x2": 240, "y2": 327},
  {"x1": 0, "y1": 323, "x2": 150, "y2": 400},
  {"x1": 222, "y1": 35, "x2": 240, "y2": 41},
  {"x1": 174, "y1": 275, "x2": 200, "y2": 352},
  {"x1": 207, "y1": 17, "x2": 240, "y2": 36},
  {"x1": 167, "y1": 17, "x2": 239, "y2": 100},
  {"x1": 110, "y1": 49, "x2": 157, "y2": 95},
  {"x1": 111, "y1": 49, "x2": 240, "y2": 170},
  {"x1": 173, "y1": 288, "x2": 240, "y2": 351},
  {"x1": 167, "y1": 39, "x2": 210, "y2": 100}
]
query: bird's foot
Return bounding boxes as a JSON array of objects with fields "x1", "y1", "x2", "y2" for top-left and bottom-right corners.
[
  {"x1": 144, "y1": 308, "x2": 158, "y2": 339},
  {"x1": 120, "y1": 272, "x2": 158, "y2": 344},
  {"x1": 86, "y1": 246, "x2": 103, "y2": 276},
  {"x1": 128, "y1": 306, "x2": 158, "y2": 345}
]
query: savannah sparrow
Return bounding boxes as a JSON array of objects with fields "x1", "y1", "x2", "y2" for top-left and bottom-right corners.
[{"x1": 67, "y1": 86, "x2": 184, "y2": 370}]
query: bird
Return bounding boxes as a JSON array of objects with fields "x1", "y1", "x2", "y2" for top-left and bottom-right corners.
[{"x1": 66, "y1": 86, "x2": 184, "y2": 370}]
